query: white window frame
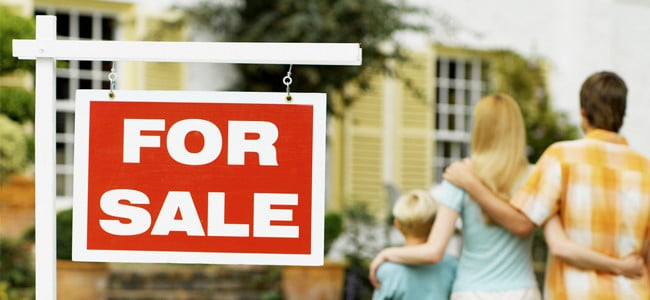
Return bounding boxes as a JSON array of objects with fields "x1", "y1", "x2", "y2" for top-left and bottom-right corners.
[{"x1": 433, "y1": 56, "x2": 487, "y2": 181}]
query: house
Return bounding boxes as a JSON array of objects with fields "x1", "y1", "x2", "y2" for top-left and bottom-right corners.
[{"x1": 4, "y1": 0, "x2": 649, "y2": 223}]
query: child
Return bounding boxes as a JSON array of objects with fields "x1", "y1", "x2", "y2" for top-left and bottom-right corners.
[{"x1": 372, "y1": 189, "x2": 457, "y2": 300}]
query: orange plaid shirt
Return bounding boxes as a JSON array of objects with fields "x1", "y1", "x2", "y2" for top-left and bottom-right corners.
[{"x1": 512, "y1": 129, "x2": 650, "y2": 300}]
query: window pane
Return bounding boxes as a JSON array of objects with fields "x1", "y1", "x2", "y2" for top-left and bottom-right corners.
[
  {"x1": 56, "y1": 77, "x2": 70, "y2": 99},
  {"x1": 448, "y1": 114, "x2": 455, "y2": 131},
  {"x1": 79, "y1": 79, "x2": 92, "y2": 89},
  {"x1": 80, "y1": 60, "x2": 92, "y2": 70},
  {"x1": 481, "y1": 62, "x2": 490, "y2": 83},
  {"x1": 56, "y1": 174, "x2": 66, "y2": 196},
  {"x1": 102, "y1": 61, "x2": 113, "y2": 72},
  {"x1": 449, "y1": 61, "x2": 456, "y2": 79},
  {"x1": 79, "y1": 14, "x2": 93, "y2": 39},
  {"x1": 56, "y1": 143, "x2": 66, "y2": 164},
  {"x1": 102, "y1": 17, "x2": 115, "y2": 40},
  {"x1": 57, "y1": 13, "x2": 70, "y2": 37},
  {"x1": 449, "y1": 89, "x2": 456, "y2": 105},
  {"x1": 56, "y1": 112, "x2": 65, "y2": 133}
]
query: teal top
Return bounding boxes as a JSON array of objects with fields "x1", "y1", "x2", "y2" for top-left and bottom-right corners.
[
  {"x1": 434, "y1": 180, "x2": 538, "y2": 292},
  {"x1": 372, "y1": 255, "x2": 457, "y2": 300}
]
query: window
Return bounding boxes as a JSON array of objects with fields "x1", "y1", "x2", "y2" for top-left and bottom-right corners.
[
  {"x1": 433, "y1": 56, "x2": 488, "y2": 181},
  {"x1": 35, "y1": 8, "x2": 117, "y2": 204}
]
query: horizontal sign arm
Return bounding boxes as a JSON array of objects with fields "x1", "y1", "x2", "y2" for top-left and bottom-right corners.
[{"x1": 13, "y1": 40, "x2": 362, "y2": 65}]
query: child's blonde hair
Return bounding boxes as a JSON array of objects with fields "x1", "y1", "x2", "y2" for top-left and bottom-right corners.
[{"x1": 392, "y1": 189, "x2": 438, "y2": 239}]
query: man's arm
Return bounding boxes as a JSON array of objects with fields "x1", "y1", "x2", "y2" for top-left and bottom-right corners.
[
  {"x1": 544, "y1": 215, "x2": 644, "y2": 277},
  {"x1": 443, "y1": 159, "x2": 535, "y2": 237}
]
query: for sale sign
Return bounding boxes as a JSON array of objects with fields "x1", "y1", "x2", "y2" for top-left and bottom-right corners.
[{"x1": 72, "y1": 90, "x2": 326, "y2": 265}]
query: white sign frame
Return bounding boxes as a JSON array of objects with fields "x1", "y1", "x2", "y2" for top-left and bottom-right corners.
[{"x1": 73, "y1": 90, "x2": 326, "y2": 266}]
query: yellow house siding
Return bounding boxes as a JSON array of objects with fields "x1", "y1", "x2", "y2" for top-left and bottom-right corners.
[
  {"x1": 396, "y1": 51, "x2": 434, "y2": 194},
  {"x1": 344, "y1": 75, "x2": 385, "y2": 215},
  {"x1": 35, "y1": 0, "x2": 132, "y2": 12},
  {"x1": 141, "y1": 62, "x2": 184, "y2": 90},
  {"x1": 132, "y1": 15, "x2": 186, "y2": 90},
  {"x1": 335, "y1": 50, "x2": 435, "y2": 217}
]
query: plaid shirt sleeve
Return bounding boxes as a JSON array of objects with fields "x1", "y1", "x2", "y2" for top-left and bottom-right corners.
[{"x1": 512, "y1": 146, "x2": 564, "y2": 225}]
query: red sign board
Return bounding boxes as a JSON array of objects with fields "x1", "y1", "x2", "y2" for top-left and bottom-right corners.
[{"x1": 73, "y1": 90, "x2": 326, "y2": 265}]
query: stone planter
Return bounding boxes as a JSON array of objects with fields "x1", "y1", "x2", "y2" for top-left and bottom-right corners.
[
  {"x1": 57, "y1": 260, "x2": 109, "y2": 300},
  {"x1": 282, "y1": 260, "x2": 346, "y2": 300},
  {"x1": 0, "y1": 175, "x2": 35, "y2": 238}
]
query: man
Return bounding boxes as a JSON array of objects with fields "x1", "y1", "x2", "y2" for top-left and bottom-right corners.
[{"x1": 443, "y1": 71, "x2": 650, "y2": 299}]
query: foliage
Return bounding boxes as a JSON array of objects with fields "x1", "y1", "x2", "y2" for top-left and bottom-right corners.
[
  {"x1": 0, "y1": 5, "x2": 37, "y2": 177},
  {"x1": 0, "y1": 115, "x2": 27, "y2": 182},
  {"x1": 531, "y1": 227, "x2": 548, "y2": 290},
  {"x1": 0, "y1": 87, "x2": 35, "y2": 123},
  {"x1": 0, "y1": 236, "x2": 35, "y2": 299},
  {"x1": 488, "y1": 50, "x2": 580, "y2": 163},
  {"x1": 0, "y1": 5, "x2": 35, "y2": 75},
  {"x1": 182, "y1": 0, "x2": 429, "y2": 115},
  {"x1": 341, "y1": 201, "x2": 377, "y2": 300},
  {"x1": 56, "y1": 208, "x2": 74, "y2": 260},
  {"x1": 324, "y1": 211, "x2": 343, "y2": 255}
]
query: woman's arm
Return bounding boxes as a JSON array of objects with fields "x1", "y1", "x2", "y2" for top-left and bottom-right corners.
[
  {"x1": 369, "y1": 205, "x2": 459, "y2": 288},
  {"x1": 544, "y1": 215, "x2": 644, "y2": 277},
  {"x1": 443, "y1": 159, "x2": 535, "y2": 237}
]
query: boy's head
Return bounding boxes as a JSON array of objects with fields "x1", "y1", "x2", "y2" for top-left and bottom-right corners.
[
  {"x1": 392, "y1": 189, "x2": 438, "y2": 240},
  {"x1": 580, "y1": 71, "x2": 627, "y2": 132}
]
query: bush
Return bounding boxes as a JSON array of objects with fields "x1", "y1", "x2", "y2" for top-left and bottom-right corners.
[
  {"x1": 324, "y1": 211, "x2": 343, "y2": 255},
  {"x1": 0, "y1": 5, "x2": 35, "y2": 75},
  {"x1": 56, "y1": 208, "x2": 74, "y2": 260},
  {"x1": 0, "y1": 115, "x2": 27, "y2": 182},
  {"x1": 0, "y1": 236, "x2": 35, "y2": 299},
  {"x1": 0, "y1": 87, "x2": 35, "y2": 123}
]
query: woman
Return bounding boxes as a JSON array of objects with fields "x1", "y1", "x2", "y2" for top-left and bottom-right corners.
[{"x1": 369, "y1": 94, "x2": 641, "y2": 299}]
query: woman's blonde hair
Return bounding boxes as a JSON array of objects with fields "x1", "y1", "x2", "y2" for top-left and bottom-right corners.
[
  {"x1": 392, "y1": 189, "x2": 438, "y2": 239},
  {"x1": 470, "y1": 94, "x2": 529, "y2": 223}
]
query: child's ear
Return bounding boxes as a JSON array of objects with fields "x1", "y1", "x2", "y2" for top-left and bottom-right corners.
[{"x1": 393, "y1": 218, "x2": 400, "y2": 229}]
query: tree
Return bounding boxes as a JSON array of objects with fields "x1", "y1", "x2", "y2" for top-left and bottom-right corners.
[
  {"x1": 0, "y1": 5, "x2": 36, "y2": 180},
  {"x1": 182, "y1": 0, "x2": 429, "y2": 115},
  {"x1": 489, "y1": 50, "x2": 580, "y2": 163},
  {"x1": 0, "y1": 5, "x2": 34, "y2": 74}
]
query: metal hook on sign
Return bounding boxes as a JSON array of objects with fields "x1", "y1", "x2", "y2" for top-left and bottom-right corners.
[
  {"x1": 108, "y1": 61, "x2": 117, "y2": 99},
  {"x1": 283, "y1": 64, "x2": 293, "y2": 102}
]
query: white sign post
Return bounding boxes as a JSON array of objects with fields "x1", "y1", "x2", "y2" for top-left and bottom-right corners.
[{"x1": 13, "y1": 15, "x2": 361, "y2": 300}]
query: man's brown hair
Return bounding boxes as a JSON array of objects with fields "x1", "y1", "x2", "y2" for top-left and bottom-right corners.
[{"x1": 580, "y1": 71, "x2": 627, "y2": 132}]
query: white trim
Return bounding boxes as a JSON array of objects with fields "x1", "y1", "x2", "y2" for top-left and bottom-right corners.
[{"x1": 14, "y1": 40, "x2": 363, "y2": 65}]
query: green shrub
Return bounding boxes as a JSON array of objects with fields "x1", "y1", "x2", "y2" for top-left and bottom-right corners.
[
  {"x1": 0, "y1": 87, "x2": 35, "y2": 123},
  {"x1": 56, "y1": 208, "x2": 74, "y2": 260},
  {"x1": 0, "y1": 115, "x2": 27, "y2": 182},
  {"x1": 0, "y1": 5, "x2": 35, "y2": 75},
  {"x1": 0, "y1": 236, "x2": 35, "y2": 298},
  {"x1": 324, "y1": 211, "x2": 343, "y2": 255}
]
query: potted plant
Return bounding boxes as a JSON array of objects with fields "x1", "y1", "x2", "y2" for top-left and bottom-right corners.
[
  {"x1": 281, "y1": 211, "x2": 346, "y2": 300},
  {"x1": 56, "y1": 208, "x2": 110, "y2": 300}
]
